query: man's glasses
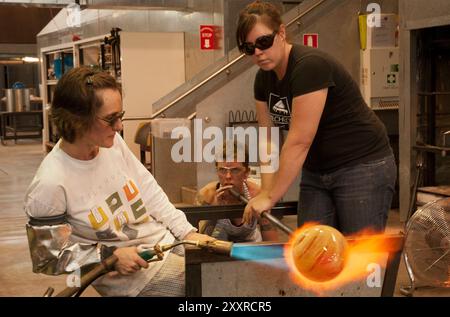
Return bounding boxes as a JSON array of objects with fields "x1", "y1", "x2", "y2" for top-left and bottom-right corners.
[
  {"x1": 240, "y1": 31, "x2": 277, "y2": 56},
  {"x1": 217, "y1": 167, "x2": 245, "y2": 176},
  {"x1": 97, "y1": 110, "x2": 125, "y2": 127}
]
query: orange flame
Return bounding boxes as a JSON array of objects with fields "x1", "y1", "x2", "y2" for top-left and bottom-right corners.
[{"x1": 284, "y1": 223, "x2": 401, "y2": 295}]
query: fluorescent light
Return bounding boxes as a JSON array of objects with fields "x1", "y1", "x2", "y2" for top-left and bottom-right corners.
[{"x1": 22, "y1": 56, "x2": 39, "y2": 63}]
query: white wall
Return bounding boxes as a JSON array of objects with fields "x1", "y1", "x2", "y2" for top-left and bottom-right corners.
[{"x1": 120, "y1": 32, "x2": 185, "y2": 158}]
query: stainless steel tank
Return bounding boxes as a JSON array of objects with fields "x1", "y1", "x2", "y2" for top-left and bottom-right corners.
[
  {"x1": 4, "y1": 88, "x2": 31, "y2": 112},
  {"x1": 5, "y1": 89, "x2": 15, "y2": 112}
]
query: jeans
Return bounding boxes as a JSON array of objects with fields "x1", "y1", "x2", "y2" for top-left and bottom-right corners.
[{"x1": 298, "y1": 155, "x2": 397, "y2": 235}]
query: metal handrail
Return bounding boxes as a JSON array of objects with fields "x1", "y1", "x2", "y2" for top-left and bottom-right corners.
[
  {"x1": 123, "y1": 0, "x2": 326, "y2": 122},
  {"x1": 122, "y1": 111, "x2": 196, "y2": 122},
  {"x1": 187, "y1": 112, "x2": 197, "y2": 120},
  {"x1": 285, "y1": 0, "x2": 326, "y2": 28}
]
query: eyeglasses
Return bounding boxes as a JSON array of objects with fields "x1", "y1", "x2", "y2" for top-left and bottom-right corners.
[
  {"x1": 217, "y1": 167, "x2": 245, "y2": 176},
  {"x1": 240, "y1": 31, "x2": 278, "y2": 56},
  {"x1": 97, "y1": 110, "x2": 125, "y2": 127}
]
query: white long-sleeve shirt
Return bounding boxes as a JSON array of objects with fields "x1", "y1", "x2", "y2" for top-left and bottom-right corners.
[{"x1": 24, "y1": 133, "x2": 195, "y2": 296}]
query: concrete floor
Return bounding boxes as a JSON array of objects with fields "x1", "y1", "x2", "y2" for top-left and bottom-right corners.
[
  {"x1": 0, "y1": 140, "x2": 449, "y2": 297},
  {"x1": 0, "y1": 140, "x2": 99, "y2": 297}
]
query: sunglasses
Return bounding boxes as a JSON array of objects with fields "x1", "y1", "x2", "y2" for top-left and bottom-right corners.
[
  {"x1": 240, "y1": 31, "x2": 278, "y2": 56},
  {"x1": 97, "y1": 110, "x2": 125, "y2": 127},
  {"x1": 217, "y1": 167, "x2": 245, "y2": 176}
]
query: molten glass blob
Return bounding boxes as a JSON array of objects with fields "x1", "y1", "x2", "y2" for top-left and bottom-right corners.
[{"x1": 291, "y1": 225, "x2": 348, "y2": 282}]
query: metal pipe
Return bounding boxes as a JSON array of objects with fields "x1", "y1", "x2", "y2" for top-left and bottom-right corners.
[
  {"x1": 121, "y1": 0, "x2": 327, "y2": 122},
  {"x1": 197, "y1": 239, "x2": 234, "y2": 256},
  {"x1": 260, "y1": 211, "x2": 294, "y2": 236}
]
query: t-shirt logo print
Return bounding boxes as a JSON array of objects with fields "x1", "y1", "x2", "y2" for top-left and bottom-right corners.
[
  {"x1": 88, "y1": 179, "x2": 150, "y2": 240},
  {"x1": 273, "y1": 100, "x2": 289, "y2": 115},
  {"x1": 268, "y1": 93, "x2": 291, "y2": 129}
]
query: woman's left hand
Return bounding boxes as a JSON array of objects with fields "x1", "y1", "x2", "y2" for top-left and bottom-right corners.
[
  {"x1": 243, "y1": 192, "x2": 273, "y2": 225},
  {"x1": 111, "y1": 246, "x2": 149, "y2": 276}
]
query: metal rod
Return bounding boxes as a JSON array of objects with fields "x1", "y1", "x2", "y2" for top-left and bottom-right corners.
[
  {"x1": 156, "y1": 240, "x2": 199, "y2": 252},
  {"x1": 261, "y1": 211, "x2": 294, "y2": 236},
  {"x1": 229, "y1": 189, "x2": 294, "y2": 236},
  {"x1": 122, "y1": 0, "x2": 326, "y2": 121}
]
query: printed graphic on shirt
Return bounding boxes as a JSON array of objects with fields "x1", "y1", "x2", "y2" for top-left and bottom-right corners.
[
  {"x1": 268, "y1": 93, "x2": 291, "y2": 130},
  {"x1": 87, "y1": 179, "x2": 151, "y2": 240}
]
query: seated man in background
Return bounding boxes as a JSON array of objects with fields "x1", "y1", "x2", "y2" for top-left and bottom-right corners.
[{"x1": 195, "y1": 141, "x2": 278, "y2": 242}]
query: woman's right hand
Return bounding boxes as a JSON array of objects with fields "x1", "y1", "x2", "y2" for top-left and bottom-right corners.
[
  {"x1": 111, "y1": 246, "x2": 149, "y2": 276},
  {"x1": 243, "y1": 191, "x2": 274, "y2": 225}
]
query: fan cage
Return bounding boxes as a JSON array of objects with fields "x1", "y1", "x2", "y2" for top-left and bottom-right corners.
[{"x1": 404, "y1": 197, "x2": 450, "y2": 287}]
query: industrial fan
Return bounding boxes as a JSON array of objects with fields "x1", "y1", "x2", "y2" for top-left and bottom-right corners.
[{"x1": 400, "y1": 197, "x2": 450, "y2": 296}]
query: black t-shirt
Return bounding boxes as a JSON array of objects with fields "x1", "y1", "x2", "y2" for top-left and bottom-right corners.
[{"x1": 254, "y1": 44, "x2": 392, "y2": 173}]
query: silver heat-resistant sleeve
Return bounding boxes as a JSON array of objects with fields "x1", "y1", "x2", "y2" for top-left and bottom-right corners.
[{"x1": 26, "y1": 222, "x2": 101, "y2": 275}]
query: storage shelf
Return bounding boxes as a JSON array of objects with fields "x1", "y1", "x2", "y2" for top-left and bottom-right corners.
[{"x1": 1, "y1": 112, "x2": 43, "y2": 145}]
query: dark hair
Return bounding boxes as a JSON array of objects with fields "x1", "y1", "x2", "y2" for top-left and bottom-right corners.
[
  {"x1": 236, "y1": 0, "x2": 283, "y2": 52},
  {"x1": 51, "y1": 66, "x2": 121, "y2": 143},
  {"x1": 215, "y1": 140, "x2": 250, "y2": 169}
]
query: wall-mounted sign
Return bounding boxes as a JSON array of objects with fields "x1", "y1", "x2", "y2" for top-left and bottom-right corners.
[
  {"x1": 303, "y1": 33, "x2": 319, "y2": 48},
  {"x1": 200, "y1": 25, "x2": 216, "y2": 50}
]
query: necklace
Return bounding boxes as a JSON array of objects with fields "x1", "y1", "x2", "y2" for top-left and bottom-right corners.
[{"x1": 243, "y1": 181, "x2": 251, "y2": 200}]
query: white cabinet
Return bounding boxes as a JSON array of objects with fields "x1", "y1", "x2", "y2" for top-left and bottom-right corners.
[
  {"x1": 360, "y1": 47, "x2": 399, "y2": 110},
  {"x1": 40, "y1": 31, "x2": 185, "y2": 158}
]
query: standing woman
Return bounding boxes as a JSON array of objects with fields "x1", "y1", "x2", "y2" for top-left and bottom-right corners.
[{"x1": 239, "y1": 1, "x2": 396, "y2": 235}]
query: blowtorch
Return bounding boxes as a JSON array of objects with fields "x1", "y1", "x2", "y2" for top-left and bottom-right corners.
[
  {"x1": 45, "y1": 239, "x2": 233, "y2": 297},
  {"x1": 138, "y1": 239, "x2": 233, "y2": 260}
]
